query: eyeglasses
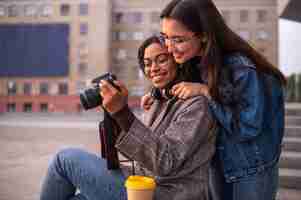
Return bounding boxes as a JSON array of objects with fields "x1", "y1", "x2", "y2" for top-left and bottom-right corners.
[
  {"x1": 144, "y1": 53, "x2": 171, "y2": 70},
  {"x1": 159, "y1": 33, "x2": 197, "y2": 46}
]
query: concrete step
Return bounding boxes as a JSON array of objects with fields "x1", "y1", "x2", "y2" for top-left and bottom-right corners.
[
  {"x1": 279, "y1": 168, "x2": 301, "y2": 190},
  {"x1": 285, "y1": 126, "x2": 301, "y2": 138},
  {"x1": 286, "y1": 107, "x2": 301, "y2": 116},
  {"x1": 279, "y1": 151, "x2": 301, "y2": 169},
  {"x1": 286, "y1": 116, "x2": 301, "y2": 126},
  {"x1": 277, "y1": 188, "x2": 301, "y2": 200},
  {"x1": 282, "y1": 138, "x2": 301, "y2": 152}
]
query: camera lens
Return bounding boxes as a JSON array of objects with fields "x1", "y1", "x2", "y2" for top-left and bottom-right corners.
[{"x1": 79, "y1": 87, "x2": 102, "y2": 110}]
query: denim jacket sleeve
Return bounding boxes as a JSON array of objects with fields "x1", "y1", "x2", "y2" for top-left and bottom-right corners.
[{"x1": 209, "y1": 66, "x2": 265, "y2": 142}]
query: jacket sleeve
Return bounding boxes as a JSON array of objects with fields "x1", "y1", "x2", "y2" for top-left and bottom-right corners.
[
  {"x1": 114, "y1": 97, "x2": 214, "y2": 177},
  {"x1": 209, "y1": 67, "x2": 265, "y2": 141}
]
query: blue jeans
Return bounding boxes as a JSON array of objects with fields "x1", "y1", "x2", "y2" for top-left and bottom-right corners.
[
  {"x1": 40, "y1": 148, "x2": 127, "y2": 200},
  {"x1": 223, "y1": 164, "x2": 279, "y2": 200}
]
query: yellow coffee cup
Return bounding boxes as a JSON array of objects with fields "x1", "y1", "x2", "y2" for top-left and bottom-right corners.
[{"x1": 125, "y1": 176, "x2": 156, "y2": 200}]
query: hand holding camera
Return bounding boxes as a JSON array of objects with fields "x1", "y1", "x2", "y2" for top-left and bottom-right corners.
[
  {"x1": 99, "y1": 78, "x2": 129, "y2": 114},
  {"x1": 79, "y1": 73, "x2": 128, "y2": 114},
  {"x1": 79, "y1": 73, "x2": 130, "y2": 170}
]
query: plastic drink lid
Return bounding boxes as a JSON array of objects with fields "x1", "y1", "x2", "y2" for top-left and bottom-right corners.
[{"x1": 125, "y1": 176, "x2": 156, "y2": 190}]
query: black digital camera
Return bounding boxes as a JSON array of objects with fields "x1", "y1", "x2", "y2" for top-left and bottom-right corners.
[{"x1": 79, "y1": 73, "x2": 118, "y2": 110}]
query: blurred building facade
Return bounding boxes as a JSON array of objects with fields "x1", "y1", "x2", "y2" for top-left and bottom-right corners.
[
  {"x1": 278, "y1": 0, "x2": 291, "y2": 14},
  {"x1": 0, "y1": 0, "x2": 111, "y2": 112},
  {"x1": 111, "y1": 0, "x2": 279, "y2": 96},
  {"x1": 0, "y1": 0, "x2": 279, "y2": 113}
]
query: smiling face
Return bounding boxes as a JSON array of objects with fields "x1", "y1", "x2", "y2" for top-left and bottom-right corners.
[
  {"x1": 161, "y1": 18, "x2": 203, "y2": 64},
  {"x1": 144, "y1": 43, "x2": 177, "y2": 89}
]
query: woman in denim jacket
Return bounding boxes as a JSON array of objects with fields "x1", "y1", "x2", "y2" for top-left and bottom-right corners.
[{"x1": 142, "y1": 0, "x2": 286, "y2": 199}]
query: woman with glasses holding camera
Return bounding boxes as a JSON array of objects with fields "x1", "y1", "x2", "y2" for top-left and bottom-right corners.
[
  {"x1": 40, "y1": 35, "x2": 216, "y2": 200},
  {"x1": 141, "y1": 0, "x2": 286, "y2": 200}
]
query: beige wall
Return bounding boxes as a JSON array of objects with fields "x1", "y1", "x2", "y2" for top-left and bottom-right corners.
[{"x1": 278, "y1": 0, "x2": 290, "y2": 15}]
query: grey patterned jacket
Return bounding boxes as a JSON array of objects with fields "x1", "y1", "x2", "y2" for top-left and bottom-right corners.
[{"x1": 113, "y1": 95, "x2": 216, "y2": 200}]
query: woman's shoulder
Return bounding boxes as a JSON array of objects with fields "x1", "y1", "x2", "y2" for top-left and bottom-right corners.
[
  {"x1": 223, "y1": 52, "x2": 258, "y2": 80},
  {"x1": 169, "y1": 96, "x2": 210, "y2": 118},
  {"x1": 223, "y1": 52, "x2": 256, "y2": 71}
]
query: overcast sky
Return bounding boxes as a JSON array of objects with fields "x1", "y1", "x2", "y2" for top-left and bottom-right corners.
[{"x1": 279, "y1": 19, "x2": 301, "y2": 76}]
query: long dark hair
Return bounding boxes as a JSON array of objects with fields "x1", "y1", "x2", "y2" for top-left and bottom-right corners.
[{"x1": 161, "y1": 0, "x2": 286, "y2": 102}]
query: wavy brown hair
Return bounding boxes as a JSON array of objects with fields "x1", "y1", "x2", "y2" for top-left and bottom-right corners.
[{"x1": 161, "y1": 0, "x2": 286, "y2": 102}]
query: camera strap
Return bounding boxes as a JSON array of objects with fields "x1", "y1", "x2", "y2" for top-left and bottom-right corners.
[
  {"x1": 99, "y1": 111, "x2": 121, "y2": 170},
  {"x1": 99, "y1": 111, "x2": 136, "y2": 174}
]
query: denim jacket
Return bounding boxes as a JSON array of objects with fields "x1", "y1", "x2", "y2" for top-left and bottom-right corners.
[{"x1": 208, "y1": 53, "x2": 285, "y2": 183}]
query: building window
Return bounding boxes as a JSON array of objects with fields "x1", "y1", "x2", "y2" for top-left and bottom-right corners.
[
  {"x1": 7, "y1": 103, "x2": 16, "y2": 112},
  {"x1": 240, "y1": 10, "x2": 249, "y2": 23},
  {"x1": 130, "y1": 12, "x2": 143, "y2": 24},
  {"x1": 79, "y1": 3, "x2": 88, "y2": 16},
  {"x1": 78, "y1": 41, "x2": 89, "y2": 58},
  {"x1": 7, "y1": 81, "x2": 17, "y2": 96},
  {"x1": 113, "y1": 12, "x2": 124, "y2": 23},
  {"x1": 24, "y1": 4, "x2": 37, "y2": 16},
  {"x1": 130, "y1": 86, "x2": 145, "y2": 96},
  {"x1": 23, "y1": 83, "x2": 32, "y2": 95},
  {"x1": 0, "y1": 6, "x2": 6, "y2": 16},
  {"x1": 112, "y1": 32, "x2": 117, "y2": 41},
  {"x1": 23, "y1": 103, "x2": 32, "y2": 112},
  {"x1": 76, "y1": 81, "x2": 86, "y2": 94},
  {"x1": 119, "y1": 32, "x2": 128, "y2": 40},
  {"x1": 79, "y1": 62, "x2": 88, "y2": 75},
  {"x1": 40, "y1": 103, "x2": 48, "y2": 112},
  {"x1": 113, "y1": 12, "x2": 142, "y2": 24},
  {"x1": 256, "y1": 30, "x2": 269, "y2": 40},
  {"x1": 60, "y1": 4, "x2": 70, "y2": 16},
  {"x1": 221, "y1": 10, "x2": 230, "y2": 23},
  {"x1": 41, "y1": 5, "x2": 53, "y2": 17},
  {"x1": 257, "y1": 10, "x2": 267, "y2": 23},
  {"x1": 127, "y1": 50, "x2": 137, "y2": 59},
  {"x1": 238, "y1": 30, "x2": 250, "y2": 41},
  {"x1": 113, "y1": 31, "x2": 128, "y2": 41},
  {"x1": 40, "y1": 82, "x2": 49, "y2": 95},
  {"x1": 113, "y1": 31, "x2": 144, "y2": 41},
  {"x1": 133, "y1": 32, "x2": 144, "y2": 40},
  {"x1": 146, "y1": 30, "x2": 159, "y2": 38},
  {"x1": 7, "y1": 5, "x2": 19, "y2": 17},
  {"x1": 58, "y1": 83, "x2": 68, "y2": 95},
  {"x1": 112, "y1": 31, "x2": 121, "y2": 41},
  {"x1": 79, "y1": 41, "x2": 88, "y2": 49},
  {"x1": 116, "y1": 49, "x2": 127, "y2": 60},
  {"x1": 80, "y1": 23, "x2": 88, "y2": 35},
  {"x1": 150, "y1": 11, "x2": 160, "y2": 23}
]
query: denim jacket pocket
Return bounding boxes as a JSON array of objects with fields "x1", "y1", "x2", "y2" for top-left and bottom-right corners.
[
  {"x1": 241, "y1": 141, "x2": 264, "y2": 168},
  {"x1": 217, "y1": 146, "x2": 234, "y2": 174}
]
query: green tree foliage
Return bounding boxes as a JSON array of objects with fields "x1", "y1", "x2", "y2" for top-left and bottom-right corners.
[
  {"x1": 296, "y1": 74, "x2": 301, "y2": 102},
  {"x1": 286, "y1": 74, "x2": 296, "y2": 102}
]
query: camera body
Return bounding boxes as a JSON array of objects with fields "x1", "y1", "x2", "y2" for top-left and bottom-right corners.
[{"x1": 79, "y1": 73, "x2": 117, "y2": 110}]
